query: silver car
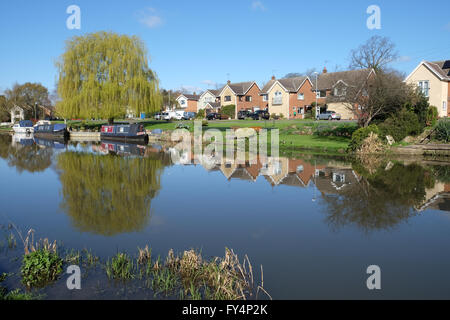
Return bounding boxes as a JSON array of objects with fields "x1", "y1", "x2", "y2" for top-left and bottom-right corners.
[{"x1": 317, "y1": 110, "x2": 341, "y2": 120}]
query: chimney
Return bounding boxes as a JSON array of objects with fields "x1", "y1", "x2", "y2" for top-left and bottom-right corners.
[
  {"x1": 271, "y1": 75, "x2": 276, "y2": 81},
  {"x1": 227, "y1": 80, "x2": 231, "y2": 85},
  {"x1": 323, "y1": 67, "x2": 328, "y2": 74}
]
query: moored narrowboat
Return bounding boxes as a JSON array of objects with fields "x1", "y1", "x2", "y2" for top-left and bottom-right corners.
[
  {"x1": 100, "y1": 123, "x2": 148, "y2": 144},
  {"x1": 34, "y1": 123, "x2": 70, "y2": 141}
]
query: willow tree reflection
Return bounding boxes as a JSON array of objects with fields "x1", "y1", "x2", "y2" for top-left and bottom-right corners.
[
  {"x1": 57, "y1": 152, "x2": 165, "y2": 236},
  {"x1": 0, "y1": 134, "x2": 53, "y2": 173},
  {"x1": 320, "y1": 162, "x2": 435, "y2": 232}
]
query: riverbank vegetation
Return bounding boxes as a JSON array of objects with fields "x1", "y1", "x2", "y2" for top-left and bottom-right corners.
[{"x1": 0, "y1": 225, "x2": 269, "y2": 300}]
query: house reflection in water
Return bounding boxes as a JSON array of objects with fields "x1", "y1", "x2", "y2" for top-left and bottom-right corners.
[
  {"x1": 417, "y1": 182, "x2": 450, "y2": 212},
  {"x1": 163, "y1": 144, "x2": 450, "y2": 215}
]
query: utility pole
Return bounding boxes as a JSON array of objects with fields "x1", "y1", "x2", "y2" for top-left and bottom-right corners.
[{"x1": 314, "y1": 72, "x2": 319, "y2": 120}]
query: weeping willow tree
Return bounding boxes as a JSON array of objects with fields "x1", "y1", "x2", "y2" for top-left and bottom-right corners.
[
  {"x1": 56, "y1": 31, "x2": 162, "y2": 122},
  {"x1": 57, "y1": 151, "x2": 165, "y2": 236}
]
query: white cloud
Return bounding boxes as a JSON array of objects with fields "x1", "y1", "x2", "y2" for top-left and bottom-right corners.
[
  {"x1": 178, "y1": 85, "x2": 204, "y2": 94},
  {"x1": 251, "y1": 1, "x2": 266, "y2": 11},
  {"x1": 137, "y1": 8, "x2": 163, "y2": 28},
  {"x1": 201, "y1": 80, "x2": 217, "y2": 87},
  {"x1": 396, "y1": 56, "x2": 412, "y2": 63}
]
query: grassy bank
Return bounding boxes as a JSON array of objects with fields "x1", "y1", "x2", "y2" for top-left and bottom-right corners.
[{"x1": 145, "y1": 119, "x2": 356, "y2": 152}]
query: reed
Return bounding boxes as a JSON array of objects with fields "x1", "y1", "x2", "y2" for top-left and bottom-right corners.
[{"x1": 106, "y1": 252, "x2": 135, "y2": 280}]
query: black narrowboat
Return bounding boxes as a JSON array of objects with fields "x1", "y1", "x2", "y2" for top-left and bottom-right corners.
[
  {"x1": 100, "y1": 123, "x2": 148, "y2": 144},
  {"x1": 34, "y1": 123, "x2": 70, "y2": 141}
]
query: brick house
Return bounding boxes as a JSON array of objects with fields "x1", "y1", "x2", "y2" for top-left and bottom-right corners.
[
  {"x1": 176, "y1": 93, "x2": 200, "y2": 113},
  {"x1": 218, "y1": 81, "x2": 264, "y2": 118},
  {"x1": 260, "y1": 76, "x2": 315, "y2": 119}
]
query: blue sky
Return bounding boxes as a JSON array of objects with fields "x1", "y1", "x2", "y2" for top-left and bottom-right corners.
[{"x1": 0, "y1": 0, "x2": 449, "y2": 94}]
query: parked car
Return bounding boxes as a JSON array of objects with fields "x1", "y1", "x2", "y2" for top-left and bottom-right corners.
[
  {"x1": 183, "y1": 112, "x2": 196, "y2": 120},
  {"x1": 154, "y1": 112, "x2": 162, "y2": 120},
  {"x1": 206, "y1": 113, "x2": 219, "y2": 120},
  {"x1": 238, "y1": 110, "x2": 252, "y2": 120},
  {"x1": 317, "y1": 110, "x2": 341, "y2": 120},
  {"x1": 251, "y1": 110, "x2": 270, "y2": 120},
  {"x1": 206, "y1": 113, "x2": 229, "y2": 120},
  {"x1": 216, "y1": 113, "x2": 230, "y2": 120}
]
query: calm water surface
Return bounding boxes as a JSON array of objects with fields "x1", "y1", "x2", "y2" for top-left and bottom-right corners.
[{"x1": 1, "y1": 133, "x2": 450, "y2": 299}]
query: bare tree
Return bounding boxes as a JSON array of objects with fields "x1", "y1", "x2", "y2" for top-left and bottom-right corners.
[
  {"x1": 349, "y1": 36, "x2": 398, "y2": 72},
  {"x1": 284, "y1": 68, "x2": 317, "y2": 79},
  {"x1": 328, "y1": 70, "x2": 415, "y2": 127}
]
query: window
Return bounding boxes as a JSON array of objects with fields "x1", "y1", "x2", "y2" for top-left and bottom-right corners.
[
  {"x1": 333, "y1": 173, "x2": 345, "y2": 183},
  {"x1": 316, "y1": 90, "x2": 326, "y2": 98},
  {"x1": 262, "y1": 94, "x2": 268, "y2": 101},
  {"x1": 444, "y1": 101, "x2": 447, "y2": 113},
  {"x1": 334, "y1": 87, "x2": 346, "y2": 96},
  {"x1": 274, "y1": 91, "x2": 282, "y2": 97},
  {"x1": 245, "y1": 96, "x2": 252, "y2": 102},
  {"x1": 418, "y1": 81, "x2": 429, "y2": 97},
  {"x1": 225, "y1": 96, "x2": 232, "y2": 102},
  {"x1": 297, "y1": 107, "x2": 304, "y2": 114},
  {"x1": 298, "y1": 93, "x2": 304, "y2": 100},
  {"x1": 180, "y1": 100, "x2": 186, "y2": 105},
  {"x1": 274, "y1": 161, "x2": 282, "y2": 175}
]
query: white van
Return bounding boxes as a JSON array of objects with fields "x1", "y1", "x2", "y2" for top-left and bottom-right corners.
[
  {"x1": 163, "y1": 111, "x2": 178, "y2": 121},
  {"x1": 175, "y1": 111, "x2": 186, "y2": 120}
]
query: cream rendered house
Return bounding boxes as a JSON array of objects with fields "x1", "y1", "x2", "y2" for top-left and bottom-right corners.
[
  {"x1": 260, "y1": 76, "x2": 313, "y2": 119},
  {"x1": 198, "y1": 89, "x2": 220, "y2": 112},
  {"x1": 405, "y1": 60, "x2": 450, "y2": 117},
  {"x1": 263, "y1": 80, "x2": 290, "y2": 118}
]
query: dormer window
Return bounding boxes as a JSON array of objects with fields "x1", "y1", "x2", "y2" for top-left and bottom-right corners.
[{"x1": 334, "y1": 87, "x2": 347, "y2": 97}]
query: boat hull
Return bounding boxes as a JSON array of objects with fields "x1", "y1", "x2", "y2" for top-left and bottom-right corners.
[
  {"x1": 34, "y1": 131, "x2": 69, "y2": 141},
  {"x1": 13, "y1": 127, "x2": 34, "y2": 134},
  {"x1": 100, "y1": 134, "x2": 148, "y2": 144}
]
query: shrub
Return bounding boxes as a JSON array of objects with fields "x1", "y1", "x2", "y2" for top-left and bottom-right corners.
[
  {"x1": 304, "y1": 109, "x2": 313, "y2": 119},
  {"x1": 279, "y1": 113, "x2": 285, "y2": 119},
  {"x1": 426, "y1": 106, "x2": 439, "y2": 127},
  {"x1": 434, "y1": 120, "x2": 450, "y2": 142},
  {"x1": 406, "y1": 95, "x2": 429, "y2": 128},
  {"x1": 175, "y1": 123, "x2": 190, "y2": 130},
  {"x1": 221, "y1": 105, "x2": 236, "y2": 119},
  {"x1": 202, "y1": 120, "x2": 208, "y2": 127},
  {"x1": 270, "y1": 113, "x2": 279, "y2": 120},
  {"x1": 314, "y1": 123, "x2": 358, "y2": 137},
  {"x1": 21, "y1": 248, "x2": 63, "y2": 288},
  {"x1": 195, "y1": 109, "x2": 205, "y2": 119},
  {"x1": 379, "y1": 109, "x2": 422, "y2": 142},
  {"x1": 349, "y1": 124, "x2": 380, "y2": 151}
]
